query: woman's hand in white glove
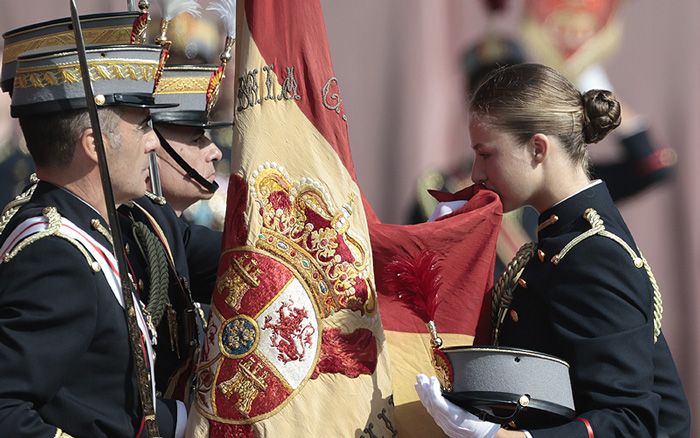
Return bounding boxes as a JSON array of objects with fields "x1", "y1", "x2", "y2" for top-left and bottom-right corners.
[{"x1": 415, "y1": 374, "x2": 501, "y2": 438}]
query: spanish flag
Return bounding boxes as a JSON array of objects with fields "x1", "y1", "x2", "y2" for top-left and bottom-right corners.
[
  {"x1": 371, "y1": 185, "x2": 502, "y2": 437},
  {"x1": 186, "y1": 0, "x2": 395, "y2": 436}
]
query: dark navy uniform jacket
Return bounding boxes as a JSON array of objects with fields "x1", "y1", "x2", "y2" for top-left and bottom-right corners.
[
  {"x1": 0, "y1": 182, "x2": 144, "y2": 437},
  {"x1": 498, "y1": 182, "x2": 690, "y2": 438},
  {"x1": 119, "y1": 196, "x2": 221, "y2": 398},
  {"x1": 0, "y1": 182, "x2": 184, "y2": 437}
]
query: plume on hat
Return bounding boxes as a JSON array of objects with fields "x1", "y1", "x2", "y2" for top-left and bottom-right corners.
[
  {"x1": 207, "y1": 0, "x2": 236, "y2": 39},
  {"x1": 156, "y1": 0, "x2": 201, "y2": 21}
]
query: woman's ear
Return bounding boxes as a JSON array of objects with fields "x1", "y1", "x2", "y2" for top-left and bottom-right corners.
[{"x1": 530, "y1": 133, "x2": 549, "y2": 164}]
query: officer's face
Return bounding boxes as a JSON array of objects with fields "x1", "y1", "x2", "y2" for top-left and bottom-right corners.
[
  {"x1": 154, "y1": 124, "x2": 222, "y2": 213},
  {"x1": 105, "y1": 108, "x2": 158, "y2": 204},
  {"x1": 469, "y1": 118, "x2": 538, "y2": 213}
]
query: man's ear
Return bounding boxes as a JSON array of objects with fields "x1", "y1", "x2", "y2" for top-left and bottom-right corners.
[
  {"x1": 78, "y1": 127, "x2": 99, "y2": 164},
  {"x1": 530, "y1": 133, "x2": 549, "y2": 164}
]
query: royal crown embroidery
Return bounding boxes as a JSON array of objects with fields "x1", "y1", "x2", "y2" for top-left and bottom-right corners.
[{"x1": 249, "y1": 162, "x2": 376, "y2": 317}]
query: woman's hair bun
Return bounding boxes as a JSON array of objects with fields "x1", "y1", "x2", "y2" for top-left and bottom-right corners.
[{"x1": 581, "y1": 89, "x2": 622, "y2": 144}]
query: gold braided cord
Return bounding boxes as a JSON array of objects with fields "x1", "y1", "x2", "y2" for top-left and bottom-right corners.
[
  {"x1": 640, "y1": 253, "x2": 663, "y2": 343},
  {"x1": 491, "y1": 241, "x2": 537, "y2": 345},
  {"x1": 90, "y1": 219, "x2": 114, "y2": 248},
  {"x1": 0, "y1": 174, "x2": 39, "y2": 235},
  {"x1": 550, "y1": 209, "x2": 603, "y2": 265},
  {"x1": 550, "y1": 208, "x2": 662, "y2": 343}
]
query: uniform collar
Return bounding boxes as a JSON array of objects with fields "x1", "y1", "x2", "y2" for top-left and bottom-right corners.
[
  {"x1": 537, "y1": 181, "x2": 614, "y2": 240},
  {"x1": 22, "y1": 181, "x2": 114, "y2": 251}
]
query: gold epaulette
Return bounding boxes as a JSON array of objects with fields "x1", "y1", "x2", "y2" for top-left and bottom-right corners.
[
  {"x1": 0, "y1": 173, "x2": 39, "y2": 236},
  {"x1": 2, "y1": 207, "x2": 101, "y2": 274},
  {"x1": 549, "y1": 208, "x2": 663, "y2": 343},
  {"x1": 144, "y1": 191, "x2": 167, "y2": 205}
]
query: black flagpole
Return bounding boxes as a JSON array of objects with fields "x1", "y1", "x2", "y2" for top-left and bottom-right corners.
[{"x1": 68, "y1": 1, "x2": 160, "y2": 436}]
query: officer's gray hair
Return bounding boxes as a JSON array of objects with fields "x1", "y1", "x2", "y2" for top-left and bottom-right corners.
[{"x1": 19, "y1": 107, "x2": 123, "y2": 168}]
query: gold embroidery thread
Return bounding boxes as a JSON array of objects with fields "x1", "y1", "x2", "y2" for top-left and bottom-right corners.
[
  {"x1": 14, "y1": 60, "x2": 157, "y2": 89},
  {"x1": 3, "y1": 26, "x2": 132, "y2": 64},
  {"x1": 155, "y1": 76, "x2": 211, "y2": 94}
]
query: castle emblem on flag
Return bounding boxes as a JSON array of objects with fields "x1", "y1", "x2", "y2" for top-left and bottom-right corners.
[{"x1": 196, "y1": 247, "x2": 322, "y2": 422}]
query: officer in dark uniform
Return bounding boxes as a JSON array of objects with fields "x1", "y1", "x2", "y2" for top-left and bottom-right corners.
[
  {"x1": 0, "y1": 41, "x2": 183, "y2": 437},
  {"x1": 416, "y1": 64, "x2": 690, "y2": 438},
  {"x1": 119, "y1": 63, "x2": 230, "y2": 402},
  {"x1": 0, "y1": 12, "x2": 144, "y2": 209}
]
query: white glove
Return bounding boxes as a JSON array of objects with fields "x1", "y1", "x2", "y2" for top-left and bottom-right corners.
[
  {"x1": 576, "y1": 64, "x2": 614, "y2": 93},
  {"x1": 415, "y1": 374, "x2": 500, "y2": 438},
  {"x1": 429, "y1": 200, "x2": 467, "y2": 222}
]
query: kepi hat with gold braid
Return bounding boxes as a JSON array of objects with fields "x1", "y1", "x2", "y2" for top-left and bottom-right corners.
[
  {"x1": 1, "y1": 7, "x2": 151, "y2": 93},
  {"x1": 10, "y1": 44, "x2": 176, "y2": 118},
  {"x1": 151, "y1": 64, "x2": 231, "y2": 128}
]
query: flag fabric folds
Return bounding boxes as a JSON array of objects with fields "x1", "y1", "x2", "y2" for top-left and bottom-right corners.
[
  {"x1": 186, "y1": 0, "x2": 395, "y2": 436},
  {"x1": 371, "y1": 185, "x2": 502, "y2": 436}
]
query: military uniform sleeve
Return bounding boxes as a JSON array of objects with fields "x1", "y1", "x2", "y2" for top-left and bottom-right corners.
[
  {"x1": 531, "y1": 237, "x2": 659, "y2": 438},
  {"x1": 181, "y1": 221, "x2": 222, "y2": 303},
  {"x1": 0, "y1": 238, "x2": 98, "y2": 437}
]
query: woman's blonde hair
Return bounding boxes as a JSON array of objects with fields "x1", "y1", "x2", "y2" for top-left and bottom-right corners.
[{"x1": 470, "y1": 63, "x2": 621, "y2": 170}]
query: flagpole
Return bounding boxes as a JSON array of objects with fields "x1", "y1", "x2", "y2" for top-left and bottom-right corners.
[
  {"x1": 127, "y1": 0, "x2": 163, "y2": 197},
  {"x1": 68, "y1": 1, "x2": 160, "y2": 436}
]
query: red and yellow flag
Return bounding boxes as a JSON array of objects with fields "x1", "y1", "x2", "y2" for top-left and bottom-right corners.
[
  {"x1": 371, "y1": 186, "x2": 502, "y2": 436},
  {"x1": 187, "y1": 1, "x2": 395, "y2": 436}
]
